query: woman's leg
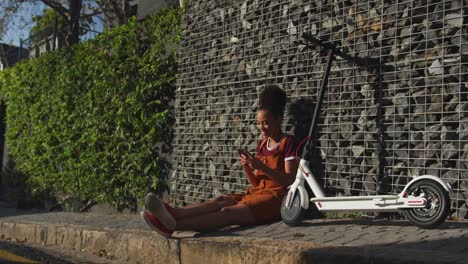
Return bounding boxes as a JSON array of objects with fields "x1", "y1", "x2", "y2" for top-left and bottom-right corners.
[
  {"x1": 169, "y1": 195, "x2": 238, "y2": 220},
  {"x1": 175, "y1": 203, "x2": 256, "y2": 232}
]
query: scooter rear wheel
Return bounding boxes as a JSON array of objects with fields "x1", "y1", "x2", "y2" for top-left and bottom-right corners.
[
  {"x1": 404, "y1": 179, "x2": 450, "y2": 229},
  {"x1": 281, "y1": 191, "x2": 306, "y2": 226}
]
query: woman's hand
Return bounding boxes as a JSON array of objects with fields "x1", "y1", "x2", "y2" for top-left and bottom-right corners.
[
  {"x1": 239, "y1": 150, "x2": 260, "y2": 187},
  {"x1": 240, "y1": 151, "x2": 266, "y2": 171},
  {"x1": 240, "y1": 153, "x2": 252, "y2": 169}
]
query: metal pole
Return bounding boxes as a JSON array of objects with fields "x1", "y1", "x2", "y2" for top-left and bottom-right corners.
[
  {"x1": 18, "y1": 39, "x2": 23, "y2": 61},
  {"x1": 53, "y1": 13, "x2": 58, "y2": 50}
]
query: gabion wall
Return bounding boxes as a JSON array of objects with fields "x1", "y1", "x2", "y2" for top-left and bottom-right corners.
[{"x1": 171, "y1": 0, "x2": 468, "y2": 218}]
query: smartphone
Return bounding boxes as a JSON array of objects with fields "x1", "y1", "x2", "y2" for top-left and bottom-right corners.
[{"x1": 237, "y1": 149, "x2": 249, "y2": 156}]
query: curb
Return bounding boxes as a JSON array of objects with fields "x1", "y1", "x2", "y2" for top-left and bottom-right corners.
[
  {"x1": 0, "y1": 221, "x2": 179, "y2": 264},
  {"x1": 0, "y1": 220, "x2": 462, "y2": 264},
  {"x1": 180, "y1": 237, "x2": 326, "y2": 264}
]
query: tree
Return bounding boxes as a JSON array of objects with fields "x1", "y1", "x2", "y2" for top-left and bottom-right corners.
[
  {"x1": 0, "y1": 0, "x2": 133, "y2": 47},
  {"x1": 29, "y1": 8, "x2": 94, "y2": 48}
]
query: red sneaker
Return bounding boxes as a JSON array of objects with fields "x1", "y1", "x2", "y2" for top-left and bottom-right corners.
[
  {"x1": 145, "y1": 193, "x2": 176, "y2": 230},
  {"x1": 140, "y1": 210, "x2": 173, "y2": 238}
]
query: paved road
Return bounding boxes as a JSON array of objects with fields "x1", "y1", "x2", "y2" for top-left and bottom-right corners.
[{"x1": 0, "y1": 239, "x2": 131, "y2": 264}]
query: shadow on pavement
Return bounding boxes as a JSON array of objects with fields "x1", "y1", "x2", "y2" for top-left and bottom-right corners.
[
  {"x1": 0, "y1": 240, "x2": 73, "y2": 264},
  {"x1": 199, "y1": 223, "x2": 468, "y2": 263},
  {"x1": 289, "y1": 218, "x2": 468, "y2": 229},
  {"x1": 199, "y1": 218, "x2": 468, "y2": 238},
  {"x1": 0, "y1": 202, "x2": 48, "y2": 219},
  {"x1": 298, "y1": 237, "x2": 468, "y2": 264}
]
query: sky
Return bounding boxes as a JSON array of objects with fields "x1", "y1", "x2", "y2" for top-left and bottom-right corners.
[
  {"x1": 1, "y1": 1, "x2": 104, "y2": 47},
  {"x1": 1, "y1": 2, "x2": 46, "y2": 47}
]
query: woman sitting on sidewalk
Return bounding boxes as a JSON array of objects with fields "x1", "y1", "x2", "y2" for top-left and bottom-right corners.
[{"x1": 141, "y1": 85, "x2": 298, "y2": 237}]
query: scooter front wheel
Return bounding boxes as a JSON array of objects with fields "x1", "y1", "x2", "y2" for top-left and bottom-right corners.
[
  {"x1": 404, "y1": 179, "x2": 451, "y2": 229},
  {"x1": 281, "y1": 191, "x2": 306, "y2": 226}
]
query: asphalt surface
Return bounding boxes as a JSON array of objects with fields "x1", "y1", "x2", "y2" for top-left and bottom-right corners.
[{"x1": 0, "y1": 240, "x2": 128, "y2": 264}]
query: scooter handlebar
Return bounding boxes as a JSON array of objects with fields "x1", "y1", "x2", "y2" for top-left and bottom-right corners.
[{"x1": 301, "y1": 32, "x2": 378, "y2": 68}]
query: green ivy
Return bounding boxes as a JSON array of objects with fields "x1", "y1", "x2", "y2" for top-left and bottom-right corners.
[{"x1": 0, "y1": 7, "x2": 181, "y2": 211}]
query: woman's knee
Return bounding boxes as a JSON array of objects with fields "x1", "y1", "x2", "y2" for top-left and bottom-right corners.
[
  {"x1": 212, "y1": 195, "x2": 236, "y2": 208},
  {"x1": 211, "y1": 196, "x2": 222, "y2": 203},
  {"x1": 220, "y1": 205, "x2": 256, "y2": 225}
]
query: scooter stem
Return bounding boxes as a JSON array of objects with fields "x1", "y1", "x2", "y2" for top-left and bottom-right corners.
[{"x1": 302, "y1": 47, "x2": 335, "y2": 160}]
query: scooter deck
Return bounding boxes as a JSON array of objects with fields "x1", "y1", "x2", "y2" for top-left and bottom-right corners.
[
  {"x1": 310, "y1": 194, "x2": 426, "y2": 212},
  {"x1": 310, "y1": 195, "x2": 399, "y2": 202}
]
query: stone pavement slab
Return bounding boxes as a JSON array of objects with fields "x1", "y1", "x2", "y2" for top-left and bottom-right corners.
[{"x1": 0, "y1": 204, "x2": 467, "y2": 263}]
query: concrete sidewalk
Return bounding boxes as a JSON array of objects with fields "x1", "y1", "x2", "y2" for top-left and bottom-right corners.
[{"x1": 0, "y1": 204, "x2": 467, "y2": 264}]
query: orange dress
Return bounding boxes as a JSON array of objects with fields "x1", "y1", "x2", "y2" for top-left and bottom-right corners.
[{"x1": 228, "y1": 135, "x2": 296, "y2": 224}]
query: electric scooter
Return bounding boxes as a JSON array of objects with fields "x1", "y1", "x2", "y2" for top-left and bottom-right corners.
[{"x1": 281, "y1": 33, "x2": 452, "y2": 229}]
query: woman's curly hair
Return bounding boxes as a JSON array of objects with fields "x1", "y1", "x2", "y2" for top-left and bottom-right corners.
[{"x1": 259, "y1": 85, "x2": 287, "y2": 118}]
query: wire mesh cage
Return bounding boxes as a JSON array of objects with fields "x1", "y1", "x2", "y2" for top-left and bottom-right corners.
[{"x1": 172, "y1": 0, "x2": 468, "y2": 218}]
